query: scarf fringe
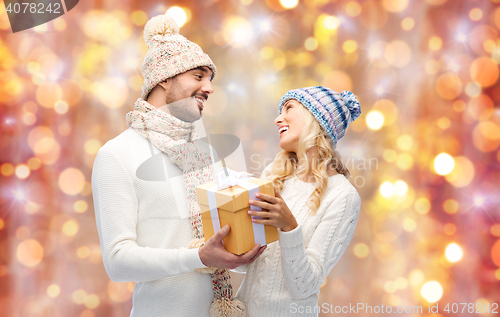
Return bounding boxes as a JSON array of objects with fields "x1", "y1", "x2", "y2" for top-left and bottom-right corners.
[{"x1": 210, "y1": 298, "x2": 246, "y2": 317}]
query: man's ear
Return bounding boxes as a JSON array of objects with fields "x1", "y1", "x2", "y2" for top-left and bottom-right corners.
[{"x1": 157, "y1": 80, "x2": 170, "y2": 91}]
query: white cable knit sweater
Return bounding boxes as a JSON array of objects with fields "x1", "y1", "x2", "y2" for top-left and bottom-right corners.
[
  {"x1": 91, "y1": 128, "x2": 213, "y2": 317},
  {"x1": 236, "y1": 164, "x2": 361, "y2": 317}
]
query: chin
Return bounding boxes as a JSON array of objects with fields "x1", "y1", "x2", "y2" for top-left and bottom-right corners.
[{"x1": 279, "y1": 142, "x2": 295, "y2": 153}]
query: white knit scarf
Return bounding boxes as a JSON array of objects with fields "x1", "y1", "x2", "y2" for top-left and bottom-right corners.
[{"x1": 126, "y1": 98, "x2": 245, "y2": 317}]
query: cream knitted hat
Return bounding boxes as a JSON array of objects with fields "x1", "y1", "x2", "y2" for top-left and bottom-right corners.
[{"x1": 141, "y1": 14, "x2": 217, "y2": 99}]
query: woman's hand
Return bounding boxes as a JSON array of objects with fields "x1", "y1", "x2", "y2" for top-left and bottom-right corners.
[{"x1": 248, "y1": 187, "x2": 298, "y2": 232}]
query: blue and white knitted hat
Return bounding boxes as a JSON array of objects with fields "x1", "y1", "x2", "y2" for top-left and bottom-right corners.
[{"x1": 278, "y1": 86, "x2": 361, "y2": 147}]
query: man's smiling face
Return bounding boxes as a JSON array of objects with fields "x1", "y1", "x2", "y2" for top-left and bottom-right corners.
[{"x1": 161, "y1": 66, "x2": 214, "y2": 122}]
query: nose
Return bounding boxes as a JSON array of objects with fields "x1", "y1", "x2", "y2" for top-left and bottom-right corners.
[
  {"x1": 202, "y1": 79, "x2": 214, "y2": 95},
  {"x1": 274, "y1": 113, "x2": 284, "y2": 126}
]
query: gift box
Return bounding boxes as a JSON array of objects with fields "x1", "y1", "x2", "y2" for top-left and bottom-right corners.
[{"x1": 196, "y1": 177, "x2": 279, "y2": 255}]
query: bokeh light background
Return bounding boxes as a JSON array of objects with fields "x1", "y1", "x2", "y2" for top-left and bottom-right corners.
[{"x1": 1, "y1": 0, "x2": 500, "y2": 316}]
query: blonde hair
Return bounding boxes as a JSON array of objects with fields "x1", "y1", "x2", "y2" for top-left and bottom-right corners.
[{"x1": 266, "y1": 102, "x2": 350, "y2": 214}]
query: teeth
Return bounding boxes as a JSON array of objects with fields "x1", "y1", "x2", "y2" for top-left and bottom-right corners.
[
  {"x1": 195, "y1": 97, "x2": 204, "y2": 105},
  {"x1": 279, "y1": 126, "x2": 289, "y2": 134}
]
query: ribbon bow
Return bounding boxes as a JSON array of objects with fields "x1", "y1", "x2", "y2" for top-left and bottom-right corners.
[{"x1": 214, "y1": 167, "x2": 254, "y2": 190}]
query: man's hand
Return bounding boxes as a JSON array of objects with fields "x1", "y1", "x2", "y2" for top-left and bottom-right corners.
[{"x1": 198, "y1": 225, "x2": 266, "y2": 269}]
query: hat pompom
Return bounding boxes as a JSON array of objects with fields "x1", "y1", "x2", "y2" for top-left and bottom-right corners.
[
  {"x1": 143, "y1": 14, "x2": 180, "y2": 45},
  {"x1": 340, "y1": 90, "x2": 361, "y2": 122}
]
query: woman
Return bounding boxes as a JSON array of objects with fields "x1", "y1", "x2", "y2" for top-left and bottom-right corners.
[{"x1": 235, "y1": 86, "x2": 362, "y2": 316}]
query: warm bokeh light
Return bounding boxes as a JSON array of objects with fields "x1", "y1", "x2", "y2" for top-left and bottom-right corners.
[
  {"x1": 1, "y1": 163, "x2": 15, "y2": 176},
  {"x1": 222, "y1": 16, "x2": 253, "y2": 47},
  {"x1": 380, "y1": 181, "x2": 395, "y2": 198},
  {"x1": 433, "y1": 153, "x2": 455, "y2": 175},
  {"x1": 436, "y1": 73, "x2": 463, "y2": 100},
  {"x1": 469, "y1": 8, "x2": 483, "y2": 21},
  {"x1": 393, "y1": 180, "x2": 408, "y2": 196},
  {"x1": 403, "y1": 218, "x2": 417, "y2": 232},
  {"x1": 442, "y1": 199, "x2": 459, "y2": 214},
  {"x1": 130, "y1": 10, "x2": 148, "y2": 26},
  {"x1": 166, "y1": 6, "x2": 188, "y2": 28},
  {"x1": 24, "y1": 201, "x2": 40, "y2": 214},
  {"x1": 437, "y1": 117, "x2": 451, "y2": 130},
  {"x1": 304, "y1": 37, "x2": 318, "y2": 51},
  {"x1": 366, "y1": 110, "x2": 385, "y2": 130},
  {"x1": 15, "y1": 226, "x2": 30, "y2": 240},
  {"x1": 58, "y1": 168, "x2": 86, "y2": 195},
  {"x1": 401, "y1": 17, "x2": 415, "y2": 30},
  {"x1": 429, "y1": 36, "x2": 442, "y2": 51},
  {"x1": 108, "y1": 281, "x2": 133, "y2": 303},
  {"x1": 443, "y1": 223, "x2": 457, "y2": 235},
  {"x1": 323, "y1": 15, "x2": 340, "y2": 30},
  {"x1": 280, "y1": 0, "x2": 299, "y2": 9},
  {"x1": 415, "y1": 197, "x2": 431, "y2": 214},
  {"x1": 84, "y1": 139, "x2": 102, "y2": 155},
  {"x1": 47, "y1": 284, "x2": 61, "y2": 298},
  {"x1": 383, "y1": 0, "x2": 409, "y2": 12},
  {"x1": 85, "y1": 294, "x2": 100, "y2": 309},
  {"x1": 470, "y1": 57, "x2": 499, "y2": 88},
  {"x1": 420, "y1": 281, "x2": 443, "y2": 303},
  {"x1": 383, "y1": 149, "x2": 398, "y2": 162},
  {"x1": 16, "y1": 239, "x2": 44, "y2": 267},
  {"x1": 62, "y1": 220, "x2": 80, "y2": 237},
  {"x1": 73, "y1": 289, "x2": 88, "y2": 305},
  {"x1": 385, "y1": 40, "x2": 411, "y2": 67},
  {"x1": 491, "y1": 224, "x2": 500, "y2": 237},
  {"x1": 445, "y1": 156, "x2": 475, "y2": 187},
  {"x1": 74, "y1": 200, "x2": 89, "y2": 213},
  {"x1": 15, "y1": 164, "x2": 30, "y2": 179},
  {"x1": 491, "y1": 240, "x2": 500, "y2": 267},
  {"x1": 445, "y1": 243, "x2": 463, "y2": 262},
  {"x1": 345, "y1": 1, "x2": 362, "y2": 17},
  {"x1": 353, "y1": 243, "x2": 370, "y2": 258},
  {"x1": 27, "y1": 157, "x2": 41, "y2": 170},
  {"x1": 409, "y1": 269, "x2": 424, "y2": 287},
  {"x1": 343, "y1": 40, "x2": 358, "y2": 53},
  {"x1": 396, "y1": 135, "x2": 413, "y2": 150}
]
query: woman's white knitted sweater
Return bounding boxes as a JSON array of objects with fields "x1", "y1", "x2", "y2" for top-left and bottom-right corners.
[{"x1": 236, "y1": 165, "x2": 361, "y2": 317}]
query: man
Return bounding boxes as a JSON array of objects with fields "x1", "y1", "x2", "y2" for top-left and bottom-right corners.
[{"x1": 91, "y1": 14, "x2": 264, "y2": 316}]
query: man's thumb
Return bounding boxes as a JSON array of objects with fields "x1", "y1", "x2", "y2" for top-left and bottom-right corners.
[{"x1": 214, "y1": 224, "x2": 230, "y2": 240}]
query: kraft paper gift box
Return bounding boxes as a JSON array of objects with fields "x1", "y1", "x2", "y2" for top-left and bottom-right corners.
[{"x1": 196, "y1": 177, "x2": 279, "y2": 255}]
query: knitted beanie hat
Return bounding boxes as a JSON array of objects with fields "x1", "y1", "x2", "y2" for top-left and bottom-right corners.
[
  {"x1": 141, "y1": 14, "x2": 217, "y2": 99},
  {"x1": 278, "y1": 86, "x2": 361, "y2": 147}
]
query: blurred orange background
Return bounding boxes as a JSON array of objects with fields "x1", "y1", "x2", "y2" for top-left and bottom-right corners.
[{"x1": 1, "y1": 0, "x2": 500, "y2": 316}]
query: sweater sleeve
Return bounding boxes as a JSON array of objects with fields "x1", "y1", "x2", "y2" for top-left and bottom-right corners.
[
  {"x1": 91, "y1": 149, "x2": 206, "y2": 283},
  {"x1": 278, "y1": 189, "x2": 361, "y2": 300}
]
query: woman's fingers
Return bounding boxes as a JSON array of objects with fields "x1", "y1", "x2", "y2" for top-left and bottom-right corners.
[
  {"x1": 251, "y1": 217, "x2": 273, "y2": 225},
  {"x1": 256, "y1": 193, "x2": 280, "y2": 204},
  {"x1": 249, "y1": 199, "x2": 273, "y2": 210},
  {"x1": 248, "y1": 210, "x2": 272, "y2": 219}
]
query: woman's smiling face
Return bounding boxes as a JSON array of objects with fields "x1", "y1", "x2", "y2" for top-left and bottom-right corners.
[{"x1": 274, "y1": 99, "x2": 306, "y2": 153}]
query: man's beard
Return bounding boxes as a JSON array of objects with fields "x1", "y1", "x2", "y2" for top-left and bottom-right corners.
[{"x1": 162, "y1": 79, "x2": 202, "y2": 123}]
